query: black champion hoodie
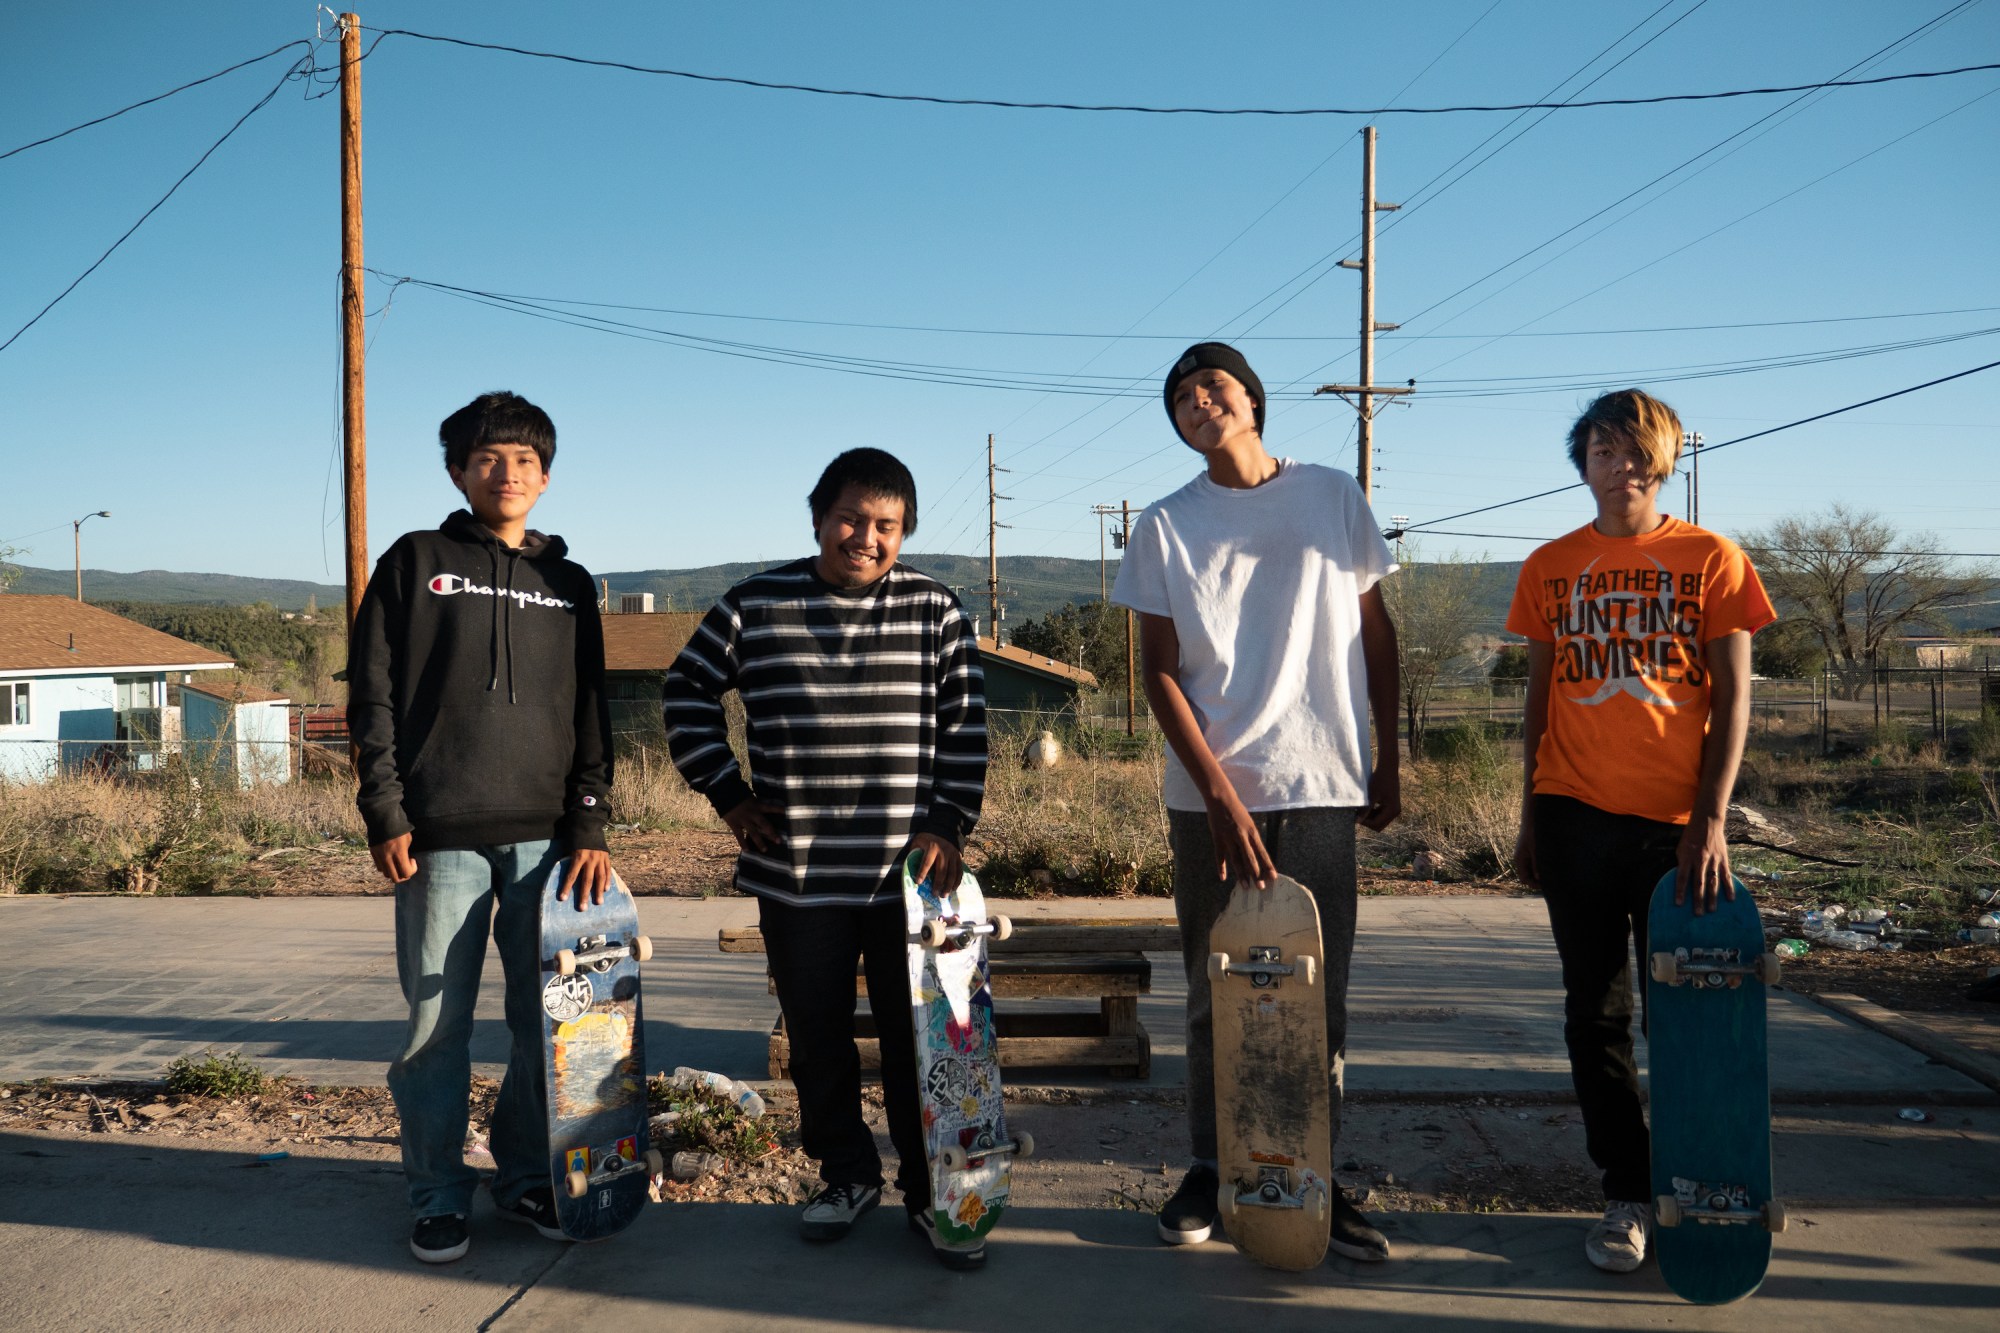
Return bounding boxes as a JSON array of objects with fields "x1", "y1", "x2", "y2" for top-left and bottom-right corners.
[{"x1": 348, "y1": 510, "x2": 613, "y2": 854}]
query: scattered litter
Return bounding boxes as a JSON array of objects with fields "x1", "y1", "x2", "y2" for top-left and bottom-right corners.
[
  {"x1": 670, "y1": 1150, "x2": 724, "y2": 1180},
  {"x1": 1773, "y1": 939, "x2": 1810, "y2": 960},
  {"x1": 465, "y1": 1133, "x2": 493, "y2": 1162},
  {"x1": 1956, "y1": 928, "x2": 2000, "y2": 945},
  {"x1": 1852, "y1": 908, "x2": 1889, "y2": 925},
  {"x1": 1978, "y1": 913, "x2": 2000, "y2": 930},
  {"x1": 1897, "y1": 1108, "x2": 1932, "y2": 1124},
  {"x1": 1820, "y1": 930, "x2": 1878, "y2": 952},
  {"x1": 246, "y1": 1151, "x2": 290, "y2": 1165},
  {"x1": 648, "y1": 1110, "x2": 682, "y2": 1132},
  {"x1": 668, "y1": 1068, "x2": 766, "y2": 1119}
]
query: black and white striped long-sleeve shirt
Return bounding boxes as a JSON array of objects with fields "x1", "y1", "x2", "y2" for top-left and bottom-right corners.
[{"x1": 662, "y1": 559, "x2": 987, "y2": 908}]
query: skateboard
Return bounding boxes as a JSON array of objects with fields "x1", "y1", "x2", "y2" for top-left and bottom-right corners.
[
  {"x1": 902, "y1": 849, "x2": 1033, "y2": 1249},
  {"x1": 536, "y1": 859, "x2": 661, "y2": 1241},
  {"x1": 1206, "y1": 875, "x2": 1332, "y2": 1271},
  {"x1": 1646, "y1": 868, "x2": 1785, "y2": 1304}
]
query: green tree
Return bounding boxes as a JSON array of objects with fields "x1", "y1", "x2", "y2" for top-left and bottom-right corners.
[
  {"x1": 1379, "y1": 551, "x2": 1486, "y2": 759},
  {"x1": 1488, "y1": 644, "x2": 1530, "y2": 683},
  {"x1": 1009, "y1": 600, "x2": 1124, "y2": 702}
]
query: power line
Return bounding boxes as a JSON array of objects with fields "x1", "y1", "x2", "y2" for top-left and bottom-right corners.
[
  {"x1": 366, "y1": 27, "x2": 2000, "y2": 117},
  {"x1": 0, "y1": 53, "x2": 313, "y2": 355},
  {"x1": 1401, "y1": 357, "x2": 2000, "y2": 534},
  {"x1": 1399, "y1": 528, "x2": 2000, "y2": 559}
]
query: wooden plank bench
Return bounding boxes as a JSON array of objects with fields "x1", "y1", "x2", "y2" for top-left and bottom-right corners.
[{"x1": 718, "y1": 916, "x2": 1178, "y2": 1081}]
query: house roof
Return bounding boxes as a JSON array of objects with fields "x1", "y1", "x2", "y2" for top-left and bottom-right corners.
[
  {"x1": 602, "y1": 611, "x2": 707, "y2": 673},
  {"x1": 979, "y1": 637, "x2": 1098, "y2": 688},
  {"x1": 183, "y1": 679, "x2": 290, "y2": 705},
  {"x1": 0, "y1": 596, "x2": 235, "y2": 673}
]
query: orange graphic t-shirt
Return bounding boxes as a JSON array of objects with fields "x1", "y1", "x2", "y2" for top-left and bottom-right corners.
[{"x1": 1505, "y1": 517, "x2": 1775, "y2": 825}]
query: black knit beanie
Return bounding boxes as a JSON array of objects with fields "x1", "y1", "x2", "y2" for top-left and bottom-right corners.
[{"x1": 1163, "y1": 341, "x2": 1266, "y2": 442}]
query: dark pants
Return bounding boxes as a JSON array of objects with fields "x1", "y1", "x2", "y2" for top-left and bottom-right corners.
[
  {"x1": 759, "y1": 897, "x2": 929, "y2": 1208},
  {"x1": 1532, "y1": 793, "x2": 1682, "y2": 1203}
]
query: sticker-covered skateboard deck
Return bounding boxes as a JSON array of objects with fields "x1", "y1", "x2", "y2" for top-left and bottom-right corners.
[
  {"x1": 1208, "y1": 874, "x2": 1332, "y2": 1271},
  {"x1": 903, "y1": 850, "x2": 1032, "y2": 1247},
  {"x1": 1647, "y1": 868, "x2": 1783, "y2": 1304},
  {"x1": 537, "y1": 860, "x2": 660, "y2": 1242}
]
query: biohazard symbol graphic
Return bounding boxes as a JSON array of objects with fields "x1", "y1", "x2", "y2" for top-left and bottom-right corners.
[{"x1": 1554, "y1": 553, "x2": 1705, "y2": 710}]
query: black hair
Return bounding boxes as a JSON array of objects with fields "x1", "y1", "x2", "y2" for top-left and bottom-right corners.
[
  {"x1": 439, "y1": 391, "x2": 557, "y2": 472},
  {"x1": 808, "y1": 448, "x2": 919, "y2": 534}
]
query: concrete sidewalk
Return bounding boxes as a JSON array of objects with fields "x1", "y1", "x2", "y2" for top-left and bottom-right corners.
[{"x1": 3, "y1": 893, "x2": 1997, "y2": 1331}]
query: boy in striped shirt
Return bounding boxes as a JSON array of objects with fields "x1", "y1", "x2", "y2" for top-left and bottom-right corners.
[{"x1": 663, "y1": 448, "x2": 988, "y2": 1268}]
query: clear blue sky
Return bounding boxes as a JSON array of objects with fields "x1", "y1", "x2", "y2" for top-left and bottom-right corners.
[{"x1": 4, "y1": 1, "x2": 1997, "y2": 597}]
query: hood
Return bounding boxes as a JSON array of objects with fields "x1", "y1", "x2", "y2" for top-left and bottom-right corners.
[{"x1": 440, "y1": 508, "x2": 567, "y2": 561}]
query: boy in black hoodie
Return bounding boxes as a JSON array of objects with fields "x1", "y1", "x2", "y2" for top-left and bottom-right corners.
[{"x1": 349, "y1": 391, "x2": 614, "y2": 1264}]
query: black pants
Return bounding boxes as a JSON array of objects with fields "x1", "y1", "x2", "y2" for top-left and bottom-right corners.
[
  {"x1": 759, "y1": 897, "x2": 929, "y2": 1207},
  {"x1": 1532, "y1": 793, "x2": 1682, "y2": 1204}
]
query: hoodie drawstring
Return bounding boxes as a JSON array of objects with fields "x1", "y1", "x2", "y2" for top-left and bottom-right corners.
[
  {"x1": 486, "y1": 546, "x2": 502, "y2": 693},
  {"x1": 503, "y1": 550, "x2": 519, "y2": 704}
]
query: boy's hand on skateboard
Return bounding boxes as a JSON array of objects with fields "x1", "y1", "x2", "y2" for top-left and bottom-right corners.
[
  {"x1": 1674, "y1": 815, "x2": 1733, "y2": 915},
  {"x1": 723, "y1": 798, "x2": 784, "y2": 854},
  {"x1": 558, "y1": 848, "x2": 613, "y2": 908},
  {"x1": 1359, "y1": 764, "x2": 1401, "y2": 831},
  {"x1": 369, "y1": 833, "x2": 417, "y2": 884},
  {"x1": 908, "y1": 832, "x2": 964, "y2": 895},
  {"x1": 1204, "y1": 787, "x2": 1276, "y2": 889}
]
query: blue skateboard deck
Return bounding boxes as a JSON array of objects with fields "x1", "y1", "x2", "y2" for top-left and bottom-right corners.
[
  {"x1": 903, "y1": 850, "x2": 1029, "y2": 1247},
  {"x1": 1646, "y1": 868, "x2": 1783, "y2": 1304},
  {"x1": 536, "y1": 860, "x2": 658, "y2": 1242}
]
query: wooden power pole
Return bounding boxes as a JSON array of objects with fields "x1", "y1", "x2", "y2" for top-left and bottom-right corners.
[
  {"x1": 986, "y1": 434, "x2": 1009, "y2": 642},
  {"x1": 1122, "y1": 500, "x2": 1135, "y2": 736},
  {"x1": 339, "y1": 12, "x2": 368, "y2": 625},
  {"x1": 1316, "y1": 125, "x2": 1412, "y2": 501}
]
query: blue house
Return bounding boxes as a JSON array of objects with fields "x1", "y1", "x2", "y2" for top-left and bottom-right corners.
[{"x1": 0, "y1": 595, "x2": 233, "y2": 781}]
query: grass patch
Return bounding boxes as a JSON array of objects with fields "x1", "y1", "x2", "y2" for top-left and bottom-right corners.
[
  {"x1": 973, "y1": 718, "x2": 1171, "y2": 897},
  {"x1": 164, "y1": 1051, "x2": 270, "y2": 1099},
  {"x1": 646, "y1": 1077, "x2": 779, "y2": 1161},
  {"x1": 1365, "y1": 722, "x2": 1520, "y2": 881}
]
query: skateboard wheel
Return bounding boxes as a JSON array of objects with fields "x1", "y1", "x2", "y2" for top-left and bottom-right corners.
[
  {"x1": 1649, "y1": 951, "x2": 1677, "y2": 985},
  {"x1": 1207, "y1": 952, "x2": 1230, "y2": 985},
  {"x1": 645, "y1": 1149, "x2": 664, "y2": 1176},
  {"x1": 1220, "y1": 1186, "x2": 1238, "y2": 1220},
  {"x1": 566, "y1": 1169, "x2": 589, "y2": 1199},
  {"x1": 991, "y1": 914, "x2": 1013, "y2": 943},
  {"x1": 1655, "y1": 1194, "x2": 1680, "y2": 1228},
  {"x1": 556, "y1": 948, "x2": 578, "y2": 976},
  {"x1": 1310, "y1": 1183, "x2": 1328, "y2": 1222},
  {"x1": 1013, "y1": 1131, "x2": 1035, "y2": 1160},
  {"x1": 1756, "y1": 953, "x2": 1781, "y2": 985},
  {"x1": 940, "y1": 1145, "x2": 969, "y2": 1172},
  {"x1": 1296, "y1": 954, "x2": 1318, "y2": 988},
  {"x1": 633, "y1": 935, "x2": 653, "y2": 963},
  {"x1": 922, "y1": 920, "x2": 949, "y2": 950},
  {"x1": 1764, "y1": 1200, "x2": 1787, "y2": 1233}
]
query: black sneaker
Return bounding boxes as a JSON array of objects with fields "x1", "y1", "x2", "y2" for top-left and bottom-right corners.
[
  {"x1": 494, "y1": 1186, "x2": 569, "y2": 1241},
  {"x1": 799, "y1": 1182, "x2": 881, "y2": 1241},
  {"x1": 908, "y1": 1206, "x2": 987, "y2": 1270},
  {"x1": 410, "y1": 1212, "x2": 469, "y2": 1264},
  {"x1": 1157, "y1": 1164, "x2": 1219, "y2": 1245},
  {"x1": 1329, "y1": 1190, "x2": 1390, "y2": 1262}
]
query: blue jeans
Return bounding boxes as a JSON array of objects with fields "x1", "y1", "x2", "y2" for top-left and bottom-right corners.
[{"x1": 387, "y1": 840, "x2": 558, "y2": 1218}]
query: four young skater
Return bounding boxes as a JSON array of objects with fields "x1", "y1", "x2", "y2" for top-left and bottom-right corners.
[{"x1": 355, "y1": 364, "x2": 1770, "y2": 1276}]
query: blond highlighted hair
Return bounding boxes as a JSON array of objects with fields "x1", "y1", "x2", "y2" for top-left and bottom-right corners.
[{"x1": 1566, "y1": 389, "x2": 1683, "y2": 483}]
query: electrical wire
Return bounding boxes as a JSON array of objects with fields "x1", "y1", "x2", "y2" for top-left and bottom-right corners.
[{"x1": 365, "y1": 27, "x2": 2000, "y2": 117}]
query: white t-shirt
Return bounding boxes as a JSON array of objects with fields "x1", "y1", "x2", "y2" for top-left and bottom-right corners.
[{"x1": 1111, "y1": 459, "x2": 1397, "y2": 813}]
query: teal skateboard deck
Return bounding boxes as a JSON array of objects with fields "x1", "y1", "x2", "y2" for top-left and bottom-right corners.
[
  {"x1": 537, "y1": 861, "x2": 660, "y2": 1241},
  {"x1": 902, "y1": 850, "x2": 1032, "y2": 1247},
  {"x1": 1646, "y1": 868, "x2": 1784, "y2": 1304}
]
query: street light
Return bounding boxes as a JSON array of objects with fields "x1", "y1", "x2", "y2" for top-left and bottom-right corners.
[{"x1": 73, "y1": 510, "x2": 110, "y2": 601}]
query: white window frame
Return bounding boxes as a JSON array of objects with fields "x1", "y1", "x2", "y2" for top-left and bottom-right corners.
[{"x1": 0, "y1": 681, "x2": 29, "y2": 728}]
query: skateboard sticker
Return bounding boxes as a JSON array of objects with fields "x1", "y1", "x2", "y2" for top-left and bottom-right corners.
[
  {"x1": 551, "y1": 1006, "x2": 639, "y2": 1119},
  {"x1": 541, "y1": 972, "x2": 593, "y2": 1022},
  {"x1": 567, "y1": 1145, "x2": 590, "y2": 1176},
  {"x1": 615, "y1": 1135, "x2": 637, "y2": 1164}
]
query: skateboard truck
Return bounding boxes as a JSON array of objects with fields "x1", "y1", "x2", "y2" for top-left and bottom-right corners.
[
  {"x1": 1222, "y1": 1173, "x2": 1329, "y2": 1220},
  {"x1": 1649, "y1": 947, "x2": 1779, "y2": 990},
  {"x1": 1207, "y1": 946, "x2": 1319, "y2": 990},
  {"x1": 916, "y1": 915, "x2": 1014, "y2": 951},
  {"x1": 564, "y1": 1146, "x2": 668, "y2": 1198},
  {"x1": 555, "y1": 933, "x2": 654, "y2": 976},
  {"x1": 938, "y1": 1132, "x2": 1036, "y2": 1172},
  {"x1": 1656, "y1": 1178, "x2": 1787, "y2": 1233}
]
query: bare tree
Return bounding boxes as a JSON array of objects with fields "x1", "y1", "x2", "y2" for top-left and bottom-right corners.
[
  {"x1": 0, "y1": 545, "x2": 23, "y2": 593},
  {"x1": 1379, "y1": 549, "x2": 1486, "y2": 758},
  {"x1": 1737, "y1": 504, "x2": 1996, "y2": 700}
]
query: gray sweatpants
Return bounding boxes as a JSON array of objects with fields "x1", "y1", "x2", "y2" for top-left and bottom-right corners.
[{"x1": 1168, "y1": 806, "x2": 1359, "y2": 1163}]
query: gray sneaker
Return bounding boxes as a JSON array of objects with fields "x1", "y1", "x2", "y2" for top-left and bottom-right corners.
[
  {"x1": 800, "y1": 1182, "x2": 881, "y2": 1241},
  {"x1": 1585, "y1": 1200, "x2": 1652, "y2": 1273}
]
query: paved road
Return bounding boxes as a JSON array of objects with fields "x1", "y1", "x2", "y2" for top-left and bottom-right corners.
[{"x1": 3, "y1": 893, "x2": 1997, "y2": 1331}]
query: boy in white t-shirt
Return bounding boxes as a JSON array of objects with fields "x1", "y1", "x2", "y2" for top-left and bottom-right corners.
[{"x1": 1112, "y1": 341, "x2": 1402, "y2": 1261}]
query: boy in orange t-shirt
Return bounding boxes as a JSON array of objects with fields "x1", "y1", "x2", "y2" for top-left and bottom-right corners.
[{"x1": 1504, "y1": 388, "x2": 1774, "y2": 1276}]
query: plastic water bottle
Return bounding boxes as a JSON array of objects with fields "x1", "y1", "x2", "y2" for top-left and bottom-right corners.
[
  {"x1": 1853, "y1": 908, "x2": 1889, "y2": 924},
  {"x1": 1820, "y1": 930, "x2": 1876, "y2": 951},
  {"x1": 671, "y1": 1067, "x2": 766, "y2": 1119},
  {"x1": 1957, "y1": 928, "x2": 2000, "y2": 945},
  {"x1": 1801, "y1": 911, "x2": 1831, "y2": 937},
  {"x1": 1773, "y1": 939, "x2": 1810, "y2": 960}
]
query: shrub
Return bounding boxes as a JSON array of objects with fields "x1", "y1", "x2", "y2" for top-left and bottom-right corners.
[{"x1": 165, "y1": 1051, "x2": 269, "y2": 1098}]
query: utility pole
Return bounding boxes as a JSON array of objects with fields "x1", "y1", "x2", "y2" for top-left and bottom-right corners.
[
  {"x1": 1683, "y1": 430, "x2": 1703, "y2": 527},
  {"x1": 1316, "y1": 126, "x2": 1413, "y2": 502},
  {"x1": 338, "y1": 12, "x2": 368, "y2": 627},
  {"x1": 1122, "y1": 500, "x2": 1135, "y2": 736},
  {"x1": 986, "y1": 434, "x2": 1010, "y2": 644},
  {"x1": 1091, "y1": 503, "x2": 1121, "y2": 602},
  {"x1": 72, "y1": 510, "x2": 110, "y2": 601}
]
